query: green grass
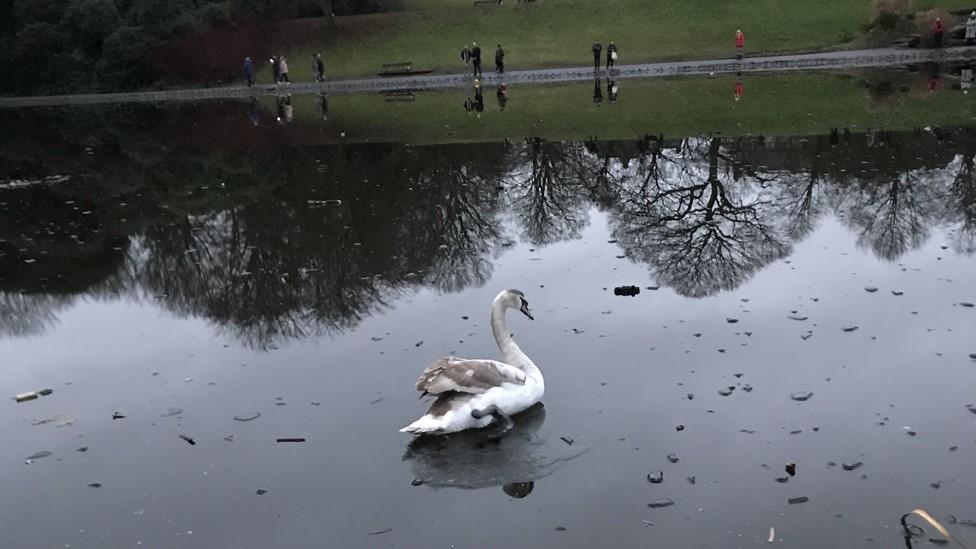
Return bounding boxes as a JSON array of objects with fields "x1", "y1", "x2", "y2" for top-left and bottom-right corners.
[
  {"x1": 262, "y1": 0, "x2": 976, "y2": 82},
  {"x1": 266, "y1": 71, "x2": 976, "y2": 144}
]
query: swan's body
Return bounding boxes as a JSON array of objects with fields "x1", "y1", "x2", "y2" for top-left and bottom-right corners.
[{"x1": 400, "y1": 289, "x2": 544, "y2": 435}]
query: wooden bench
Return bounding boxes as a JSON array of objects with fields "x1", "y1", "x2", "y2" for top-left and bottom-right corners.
[{"x1": 378, "y1": 62, "x2": 434, "y2": 77}]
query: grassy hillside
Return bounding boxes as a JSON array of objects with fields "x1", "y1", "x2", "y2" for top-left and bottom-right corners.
[{"x1": 252, "y1": 0, "x2": 975, "y2": 82}]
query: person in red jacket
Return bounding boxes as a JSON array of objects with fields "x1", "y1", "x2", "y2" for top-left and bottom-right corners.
[
  {"x1": 735, "y1": 30, "x2": 745, "y2": 60},
  {"x1": 932, "y1": 17, "x2": 944, "y2": 48}
]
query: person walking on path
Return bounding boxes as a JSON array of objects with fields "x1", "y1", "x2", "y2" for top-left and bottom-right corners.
[
  {"x1": 735, "y1": 30, "x2": 745, "y2": 60},
  {"x1": 461, "y1": 44, "x2": 471, "y2": 65},
  {"x1": 592, "y1": 42, "x2": 603, "y2": 71},
  {"x1": 243, "y1": 56, "x2": 254, "y2": 87},
  {"x1": 495, "y1": 44, "x2": 505, "y2": 74},
  {"x1": 279, "y1": 56, "x2": 290, "y2": 83},
  {"x1": 313, "y1": 53, "x2": 325, "y2": 82},
  {"x1": 966, "y1": 11, "x2": 976, "y2": 45},
  {"x1": 271, "y1": 55, "x2": 280, "y2": 84},
  {"x1": 471, "y1": 42, "x2": 482, "y2": 77},
  {"x1": 932, "y1": 17, "x2": 944, "y2": 48},
  {"x1": 606, "y1": 40, "x2": 618, "y2": 70}
]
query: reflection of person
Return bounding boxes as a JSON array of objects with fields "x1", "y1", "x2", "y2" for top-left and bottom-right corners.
[
  {"x1": 474, "y1": 84, "x2": 484, "y2": 113},
  {"x1": 932, "y1": 18, "x2": 944, "y2": 48},
  {"x1": 606, "y1": 40, "x2": 617, "y2": 70},
  {"x1": 471, "y1": 42, "x2": 482, "y2": 77},
  {"x1": 279, "y1": 55, "x2": 290, "y2": 83},
  {"x1": 735, "y1": 29, "x2": 745, "y2": 60},
  {"x1": 607, "y1": 78, "x2": 617, "y2": 103},
  {"x1": 276, "y1": 95, "x2": 293, "y2": 123},
  {"x1": 592, "y1": 77, "x2": 603, "y2": 104},
  {"x1": 734, "y1": 72, "x2": 744, "y2": 100},
  {"x1": 243, "y1": 56, "x2": 254, "y2": 87},
  {"x1": 318, "y1": 92, "x2": 329, "y2": 120},
  {"x1": 962, "y1": 64, "x2": 974, "y2": 91},
  {"x1": 496, "y1": 82, "x2": 508, "y2": 110},
  {"x1": 460, "y1": 44, "x2": 471, "y2": 65},
  {"x1": 464, "y1": 96, "x2": 474, "y2": 112},
  {"x1": 592, "y1": 42, "x2": 602, "y2": 70},
  {"x1": 495, "y1": 44, "x2": 505, "y2": 73},
  {"x1": 246, "y1": 97, "x2": 260, "y2": 126}
]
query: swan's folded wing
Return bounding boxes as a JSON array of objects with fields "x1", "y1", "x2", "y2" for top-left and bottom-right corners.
[{"x1": 416, "y1": 357, "x2": 527, "y2": 395}]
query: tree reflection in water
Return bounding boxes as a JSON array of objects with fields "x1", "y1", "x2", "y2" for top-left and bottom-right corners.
[{"x1": 2, "y1": 110, "x2": 976, "y2": 344}]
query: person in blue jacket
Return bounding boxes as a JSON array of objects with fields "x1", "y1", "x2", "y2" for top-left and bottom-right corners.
[{"x1": 243, "y1": 56, "x2": 254, "y2": 87}]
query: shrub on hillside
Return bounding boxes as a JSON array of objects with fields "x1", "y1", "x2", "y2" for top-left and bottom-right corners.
[{"x1": 872, "y1": 0, "x2": 911, "y2": 30}]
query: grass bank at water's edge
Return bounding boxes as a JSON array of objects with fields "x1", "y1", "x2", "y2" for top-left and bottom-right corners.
[{"x1": 260, "y1": 71, "x2": 976, "y2": 144}]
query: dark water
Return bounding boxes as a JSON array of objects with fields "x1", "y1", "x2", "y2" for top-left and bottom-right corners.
[{"x1": 2, "y1": 107, "x2": 976, "y2": 548}]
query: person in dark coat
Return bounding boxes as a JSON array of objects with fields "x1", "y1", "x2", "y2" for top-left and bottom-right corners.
[
  {"x1": 932, "y1": 17, "x2": 944, "y2": 48},
  {"x1": 495, "y1": 45, "x2": 505, "y2": 73},
  {"x1": 471, "y1": 42, "x2": 482, "y2": 77},
  {"x1": 592, "y1": 42, "x2": 602, "y2": 71},
  {"x1": 243, "y1": 56, "x2": 254, "y2": 87},
  {"x1": 606, "y1": 40, "x2": 617, "y2": 69},
  {"x1": 270, "y1": 55, "x2": 280, "y2": 84},
  {"x1": 314, "y1": 53, "x2": 325, "y2": 82}
]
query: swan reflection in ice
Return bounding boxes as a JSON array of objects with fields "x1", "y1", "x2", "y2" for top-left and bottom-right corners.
[{"x1": 402, "y1": 404, "x2": 585, "y2": 498}]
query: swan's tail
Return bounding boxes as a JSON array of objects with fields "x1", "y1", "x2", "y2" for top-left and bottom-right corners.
[{"x1": 399, "y1": 414, "x2": 442, "y2": 435}]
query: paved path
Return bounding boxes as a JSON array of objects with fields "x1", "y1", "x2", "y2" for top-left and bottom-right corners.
[{"x1": 2, "y1": 46, "x2": 975, "y2": 108}]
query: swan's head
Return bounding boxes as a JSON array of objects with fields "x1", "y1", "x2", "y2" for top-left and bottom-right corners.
[{"x1": 497, "y1": 289, "x2": 533, "y2": 320}]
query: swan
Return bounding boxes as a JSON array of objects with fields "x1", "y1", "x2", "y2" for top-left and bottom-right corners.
[{"x1": 400, "y1": 289, "x2": 544, "y2": 435}]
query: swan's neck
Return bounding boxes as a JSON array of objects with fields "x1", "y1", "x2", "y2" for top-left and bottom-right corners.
[{"x1": 491, "y1": 301, "x2": 543, "y2": 383}]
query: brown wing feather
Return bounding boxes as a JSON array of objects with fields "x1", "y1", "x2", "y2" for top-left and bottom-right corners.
[
  {"x1": 415, "y1": 357, "x2": 525, "y2": 395},
  {"x1": 426, "y1": 392, "x2": 475, "y2": 417}
]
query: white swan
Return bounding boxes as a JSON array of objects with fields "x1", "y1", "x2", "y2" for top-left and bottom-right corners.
[{"x1": 400, "y1": 289, "x2": 544, "y2": 435}]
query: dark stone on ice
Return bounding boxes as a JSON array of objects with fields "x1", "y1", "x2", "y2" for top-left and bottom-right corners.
[
  {"x1": 785, "y1": 463, "x2": 796, "y2": 476},
  {"x1": 647, "y1": 498, "x2": 675, "y2": 508},
  {"x1": 87, "y1": 483, "x2": 102, "y2": 488},
  {"x1": 966, "y1": 404, "x2": 976, "y2": 414},
  {"x1": 959, "y1": 302, "x2": 974, "y2": 308},
  {"x1": 788, "y1": 496, "x2": 809, "y2": 505},
  {"x1": 256, "y1": 489, "x2": 268, "y2": 495},
  {"x1": 726, "y1": 318, "x2": 739, "y2": 324},
  {"x1": 647, "y1": 471, "x2": 664, "y2": 484},
  {"x1": 864, "y1": 286, "x2": 878, "y2": 293},
  {"x1": 667, "y1": 453, "x2": 679, "y2": 464},
  {"x1": 675, "y1": 425, "x2": 685, "y2": 432},
  {"x1": 774, "y1": 476, "x2": 789, "y2": 483},
  {"x1": 179, "y1": 434, "x2": 196, "y2": 446},
  {"x1": 411, "y1": 478, "x2": 424, "y2": 486},
  {"x1": 614, "y1": 285, "x2": 640, "y2": 297},
  {"x1": 842, "y1": 326, "x2": 859, "y2": 332},
  {"x1": 718, "y1": 387, "x2": 734, "y2": 397},
  {"x1": 842, "y1": 462, "x2": 863, "y2": 471},
  {"x1": 686, "y1": 476, "x2": 696, "y2": 484}
]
